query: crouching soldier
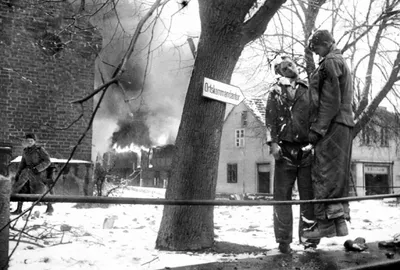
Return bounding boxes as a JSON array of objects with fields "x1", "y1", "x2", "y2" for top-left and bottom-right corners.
[{"x1": 11, "y1": 133, "x2": 54, "y2": 215}]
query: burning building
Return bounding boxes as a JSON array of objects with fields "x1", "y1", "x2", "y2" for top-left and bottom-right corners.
[
  {"x1": 98, "y1": 144, "x2": 174, "y2": 188},
  {"x1": 102, "y1": 150, "x2": 138, "y2": 182},
  {"x1": 139, "y1": 144, "x2": 175, "y2": 188}
]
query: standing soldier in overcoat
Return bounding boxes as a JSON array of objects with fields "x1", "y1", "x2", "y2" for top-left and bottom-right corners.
[
  {"x1": 11, "y1": 133, "x2": 54, "y2": 215},
  {"x1": 303, "y1": 30, "x2": 354, "y2": 239}
]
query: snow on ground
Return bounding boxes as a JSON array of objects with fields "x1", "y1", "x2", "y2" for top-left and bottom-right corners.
[{"x1": 7, "y1": 187, "x2": 400, "y2": 270}]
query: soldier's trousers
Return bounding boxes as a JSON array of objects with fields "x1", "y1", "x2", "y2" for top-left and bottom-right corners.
[
  {"x1": 312, "y1": 122, "x2": 352, "y2": 220},
  {"x1": 273, "y1": 149, "x2": 315, "y2": 244}
]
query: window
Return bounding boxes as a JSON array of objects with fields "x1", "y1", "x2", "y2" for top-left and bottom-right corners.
[
  {"x1": 241, "y1": 111, "x2": 248, "y2": 127},
  {"x1": 227, "y1": 164, "x2": 238, "y2": 183},
  {"x1": 361, "y1": 125, "x2": 375, "y2": 146},
  {"x1": 361, "y1": 124, "x2": 385, "y2": 146},
  {"x1": 361, "y1": 129, "x2": 371, "y2": 145},
  {"x1": 235, "y1": 129, "x2": 245, "y2": 147},
  {"x1": 154, "y1": 171, "x2": 161, "y2": 186},
  {"x1": 380, "y1": 127, "x2": 389, "y2": 147}
]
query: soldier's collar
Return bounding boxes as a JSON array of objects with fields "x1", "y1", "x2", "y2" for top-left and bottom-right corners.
[{"x1": 295, "y1": 79, "x2": 308, "y2": 88}]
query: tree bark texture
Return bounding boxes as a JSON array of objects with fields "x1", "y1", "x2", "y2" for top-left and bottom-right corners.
[
  {"x1": 302, "y1": 0, "x2": 327, "y2": 78},
  {"x1": 156, "y1": 0, "x2": 286, "y2": 250}
]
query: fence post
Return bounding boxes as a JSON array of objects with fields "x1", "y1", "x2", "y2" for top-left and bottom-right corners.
[{"x1": 0, "y1": 177, "x2": 11, "y2": 270}]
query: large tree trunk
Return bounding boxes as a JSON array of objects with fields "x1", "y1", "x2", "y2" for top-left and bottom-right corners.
[
  {"x1": 155, "y1": 3, "x2": 245, "y2": 252},
  {"x1": 156, "y1": 0, "x2": 286, "y2": 251}
]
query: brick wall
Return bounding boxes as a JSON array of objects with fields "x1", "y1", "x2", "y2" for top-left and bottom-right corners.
[{"x1": 0, "y1": 0, "x2": 101, "y2": 161}]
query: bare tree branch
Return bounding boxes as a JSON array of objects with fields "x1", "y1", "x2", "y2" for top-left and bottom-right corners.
[
  {"x1": 341, "y1": 1, "x2": 400, "y2": 53},
  {"x1": 353, "y1": 48, "x2": 400, "y2": 137},
  {"x1": 354, "y1": 17, "x2": 388, "y2": 118},
  {"x1": 241, "y1": 0, "x2": 287, "y2": 45}
]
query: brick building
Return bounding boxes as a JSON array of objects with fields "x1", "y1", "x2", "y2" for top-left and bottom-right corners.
[{"x1": 0, "y1": 0, "x2": 101, "y2": 176}]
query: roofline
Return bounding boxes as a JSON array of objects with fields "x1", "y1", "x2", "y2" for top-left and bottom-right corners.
[{"x1": 243, "y1": 99, "x2": 265, "y2": 125}]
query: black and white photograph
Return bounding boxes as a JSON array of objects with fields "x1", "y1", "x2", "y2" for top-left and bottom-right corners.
[{"x1": 1, "y1": 0, "x2": 400, "y2": 269}]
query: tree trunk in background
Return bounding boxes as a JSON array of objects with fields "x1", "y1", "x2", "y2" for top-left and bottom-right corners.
[
  {"x1": 301, "y1": 0, "x2": 327, "y2": 78},
  {"x1": 156, "y1": 0, "x2": 286, "y2": 251}
]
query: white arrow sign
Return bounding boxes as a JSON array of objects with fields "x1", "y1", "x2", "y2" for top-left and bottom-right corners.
[{"x1": 203, "y1": 77, "x2": 244, "y2": 105}]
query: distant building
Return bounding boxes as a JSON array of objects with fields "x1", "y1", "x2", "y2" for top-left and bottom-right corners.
[
  {"x1": 140, "y1": 145, "x2": 174, "y2": 188},
  {"x1": 103, "y1": 151, "x2": 138, "y2": 181},
  {"x1": 217, "y1": 98, "x2": 400, "y2": 196},
  {"x1": 351, "y1": 107, "x2": 400, "y2": 196},
  {"x1": 100, "y1": 146, "x2": 174, "y2": 188}
]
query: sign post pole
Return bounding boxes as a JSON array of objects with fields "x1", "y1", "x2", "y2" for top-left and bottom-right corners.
[{"x1": 0, "y1": 177, "x2": 10, "y2": 270}]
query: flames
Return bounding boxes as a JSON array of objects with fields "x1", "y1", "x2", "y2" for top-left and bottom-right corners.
[
  {"x1": 112, "y1": 143, "x2": 152, "y2": 169},
  {"x1": 111, "y1": 132, "x2": 173, "y2": 170},
  {"x1": 155, "y1": 133, "x2": 169, "y2": 146},
  {"x1": 113, "y1": 143, "x2": 149, "y2": 154}
]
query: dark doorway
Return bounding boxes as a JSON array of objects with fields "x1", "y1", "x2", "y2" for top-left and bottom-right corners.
[
  {"x1": 365, "y1": 173, "x2": 389, "y2": 195},
  {"x1": 257, "y1": 164, "x2": 270, "y2": 193}
]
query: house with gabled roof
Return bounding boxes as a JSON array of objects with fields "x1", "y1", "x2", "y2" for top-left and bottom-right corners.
[{"x1": 216, "y1": 98, "x2": 273, "y2": 194}]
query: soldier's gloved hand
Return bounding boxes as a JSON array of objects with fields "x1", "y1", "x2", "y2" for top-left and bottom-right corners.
[
  {"x1": 308, "y1": 130, "x2": 322, "y2": 144},
  {"x1": 32, "y1": 167, "x2": 40, "y2": 174},
  {"x1": 270, "y1": 142, "x2": 282, "y2": 160}
]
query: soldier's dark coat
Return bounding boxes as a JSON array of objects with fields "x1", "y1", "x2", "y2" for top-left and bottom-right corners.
[
  {"x1": 13, "y1": 144, "x2": 51, "y2": 194},
  {"x1": 265, "y1": 78, "x2": 317, "y2": 244},
  {"x1": 266, "y1": 79, "x2": 311, "y2": 145},
  {"x1": 309, "y1": 48, "x2": 354, "y2": 220}
]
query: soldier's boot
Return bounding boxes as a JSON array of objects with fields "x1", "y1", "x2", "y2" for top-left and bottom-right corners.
[
  {"x1": 334, "y1": 216, "x2": 349, "y2": 236},
  {"x1": 45, "y1": 203, "x2": 54, "y2": 215},
  {"x1": 10, "y1": 202, "x2": 23, "y2": 215},
  {"x1": 303, "y1": 219, "x2": 337, "y2": 239},
  {"x1": 278, "y1": 243, "x2": 292, "y2": 254}
]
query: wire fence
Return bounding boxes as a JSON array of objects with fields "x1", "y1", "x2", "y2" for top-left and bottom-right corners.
[{"x1": 9, "y1": 192, "x2": 400, "y2": 206}]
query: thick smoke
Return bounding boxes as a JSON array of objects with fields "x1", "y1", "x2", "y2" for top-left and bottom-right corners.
[
  {"x1": 89, "y1": 0, "x2": 195, "y2": 156},
  {"x1": 111, "y1": 112, "x2": 152, "y2": 148}
]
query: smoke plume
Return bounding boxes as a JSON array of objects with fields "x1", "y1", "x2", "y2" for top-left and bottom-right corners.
[
  {"x1": 111, "y1": 112, "x2": 152, "y2": 148},
  {"x1": 88, "y1": 0, "x2": 195, "y2": 156}
]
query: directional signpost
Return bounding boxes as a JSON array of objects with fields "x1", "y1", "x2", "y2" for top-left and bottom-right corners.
[{"x1": 202, "y1": 77, "x2": 244, "y2": 105}]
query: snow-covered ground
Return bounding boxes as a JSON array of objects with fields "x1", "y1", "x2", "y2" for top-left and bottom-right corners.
[{"x1": 7, "y1": 187, "x2": 400, "y2": 270}]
